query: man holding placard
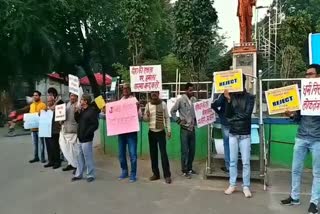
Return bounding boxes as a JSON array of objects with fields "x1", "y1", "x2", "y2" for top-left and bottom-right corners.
[
  {"x1": 28, "y1": 91, "x2": 47, "y2": 163},
  {"x1": 60, "y1": 93, "x2": 79, "y2": 173},
  {"x1": 281, "y1": 64, "x2": 320, "y2": 214},
  {"x1": 223, "y1": 74, "x2": 255, "y2": 198},
  {"x1": 117, "y1": 84, "x2": 141, "y2": 183},
  {"x1": 171, "y1": 83, "x2": 197, "y2": 179}
]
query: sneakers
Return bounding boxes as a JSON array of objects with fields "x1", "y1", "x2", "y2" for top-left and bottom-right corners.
[
  {"x1": 182, "y1": 172, "x2": 191, "y2": 179},
  {"x1": 308, "y1": 203, "x2": 318, "y2": 214},
  {"x1": 87, "y1": 177, "x2": 95, "y2": 183},
  {"x1": 71, "y1": 177, "x2": 82, "y2": 182},
  {"x1": 243, "y1": 187, "x2": 252, "y2": 198},
  {"x1": 149, "y1": 175, "x2": 160, "y2": 181},
  {"x1": 189, "y1": 170, "x2": 197, "y2": 175},
  {"x1": 280, "y1": 196, "x2": 300, "y2": 206},
  {"x1": 224, "y1": 186, "x2": 236, "y2": 195},
  {"x1": 118, "y1": 172, "x2": 129, "y2": 180},
  {"x1": 129, "y1": 175, "x2": 137, "y2": 183}
]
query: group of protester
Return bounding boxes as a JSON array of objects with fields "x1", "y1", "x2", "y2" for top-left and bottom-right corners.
[
  {"x1": 20, "y1": 64, "x2": 319, "y2": 214},
  {"x1": 212, "y1": 64, "x2": 320, "y2": 214},
  {"x1": 20, "y1": 88, "x2": 99, "y2": 182}
]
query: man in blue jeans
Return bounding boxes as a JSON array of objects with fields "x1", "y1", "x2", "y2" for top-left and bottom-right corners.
[
  {"x1": 223, "y1": 75, "x2": 255, "y2": 198},
  {"x1": 72, "y1": 94, "x2": 99, "y2": 183},
  {"x1": 212, "y1": 93, "x2": 230, "y2": 173},
  {"x1": 281, "y1": 64, "x2": 320, "y2": 214},
  {"x1": 117, "y1": 84, "x2": 141, "y2": 183}
]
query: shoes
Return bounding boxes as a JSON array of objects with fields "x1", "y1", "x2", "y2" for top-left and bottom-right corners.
[
  {"x1": 280, "y1": 196, "x2": 300, "y2": 206},
  {"x1": 221, "y1": 167, "x2": 229, "y2": 173},
  {"x1": 224, "y1": 186, "x2": 236, "y2": 195},
  {"x1": 308, "y1": 203, "x2": 318, "y2": 214},
  {"x1": 188, "y1": 170, "x2": 197, "y2": 175},
  {"x1": 243, "y1": 187, "x2": 252, "y2": 198},
  {"x1": 118, "y1": 171, "x2": 129, "y2": 180},
  {"x1": 41, "y1": 160, "x2": 46, "y2": 163},
  {"x1": 165, "y1": 177, "x2": 172, "y2": 184},
  {"x1": 29, "y1": 158, "x2": 39, "y2": 163},
  {"x1": 44, "y1": 163, "x2": 54, "y2": 168},
  {"x1": 129, "y1": 175, "x2": 137, "y2": 183},
  {"x1": 71, "y1": 177, "x2": 82, "y2": 182},
  {"x1": 52, "y1": 164, "x2": 61, "y2": 169},
  {"x1": 72, "y1": 169, "x2": 77, "y2": 175},
  {"x1": 87, "y1": 177, "x2": 95, "y2": 183},
  {"x1": 62, "y1": 165, "x2": 75, "y2": 171},
  {"x1": 182, "y1": 172, "x2": 191, "y2": 179},
  {"x1": 149, "y1": 175, "x2": 160, "y2": 181}
]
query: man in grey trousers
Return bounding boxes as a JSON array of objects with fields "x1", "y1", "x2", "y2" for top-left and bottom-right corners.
[{"x1": 171, "y1": 83, "x2": 197, "y2": 178}]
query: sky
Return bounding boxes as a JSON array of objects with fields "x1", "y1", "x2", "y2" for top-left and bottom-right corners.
[{"x1": 171, "y1": 0, "x2": 273, "y2": 49}]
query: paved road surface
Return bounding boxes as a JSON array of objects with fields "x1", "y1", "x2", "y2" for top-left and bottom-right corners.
[{"x1": 0, "y1": 128, "x2": 313, "y2": 214}]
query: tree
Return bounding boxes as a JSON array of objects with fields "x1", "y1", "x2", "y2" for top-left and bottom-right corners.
[
  {"x1": 173, "y1": 0, "x2": 218, "y2": 81},
  {"x1": 121, "y1": 0, "x2": 150, "y2": 65}
]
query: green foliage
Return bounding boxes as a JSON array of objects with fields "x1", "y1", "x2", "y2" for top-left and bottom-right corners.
[
  {"x1": 173, "y1": 0, "x2": 218, "y2": 81},
  {"x1": 280, "y1": 45, "x2": 306, "y2": 80}
]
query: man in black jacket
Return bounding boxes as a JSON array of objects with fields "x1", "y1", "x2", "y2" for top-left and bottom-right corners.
[
  {"x1": 72, "y1": 94, "x2": 99, "y2": 182},
  {"x1": 223, "y1": 74, "x2": 255, "y2": 198}
]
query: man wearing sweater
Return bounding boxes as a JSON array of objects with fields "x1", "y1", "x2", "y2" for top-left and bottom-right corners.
[
  {"x1": 72, "y1": 94, "x2": 99, "y2": 183},
  {"x1": 144, "y1": 91, "x2": 172, "y2": 184},
  {"x1": 171, "y1": 83, "x2": 197, "y2": 179}
]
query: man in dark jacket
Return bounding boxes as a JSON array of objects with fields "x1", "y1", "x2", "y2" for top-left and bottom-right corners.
[
  {"x1": 223, "y1": 75, "x2": 255, "y2": 198},
  {"x1": 212, "y1": 94, "x2": 230, "y2": 173},
  {"x1": 72, "y1": 94, "x2": 99, "y2": 182}
]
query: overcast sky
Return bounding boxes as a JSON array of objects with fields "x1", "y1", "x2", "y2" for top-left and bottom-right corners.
[{"x1": 171, "y1": 0, "x2": 273, "y2": 49}]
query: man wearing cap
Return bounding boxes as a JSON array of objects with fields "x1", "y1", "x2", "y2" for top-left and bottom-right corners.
[
  {"x1": 117, "y1": 84, "x2": 141, "y2": 183},
  {"x1": 144, "y1": 91, "x2": 172, "y2": 184},
  {"x1": 72, "y1": 94, "x2": 99, "y2": 182}
]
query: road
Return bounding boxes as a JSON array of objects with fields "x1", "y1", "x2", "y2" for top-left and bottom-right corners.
[{"x1": 0, "y1": 128, "x2": 313, "y2": 214}]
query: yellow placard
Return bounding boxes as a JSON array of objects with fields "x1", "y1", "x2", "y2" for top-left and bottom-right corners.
[
  {"x1": 265, "y1": 84, "x2": 301, "y2": 115},
  {"x1": 95, "y1": 96, "x2": 106, "y2": 110},
  {"x1": 214, "y1": 69, "x2": 243, "y2": 93}
]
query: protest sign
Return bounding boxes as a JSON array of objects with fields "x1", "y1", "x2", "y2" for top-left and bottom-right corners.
[
  {"x1": 193, "y1": 99, "x2": 216, "y2": 128},
  {"x1": 78, "y1": 87, "x2": 83, "y2": 106},
  {"x1": 309, "y1": 33, "x2": 320, "y2": 65},
  {"x1": 106, "y1": 98, "x2": 140, "y2": 136},
  {"x1": 130, "y1": 65, "x2": 162, "y2": 92},
  {"x1": 301, "y1": 78, "x2": 320, "y2": 116},
  {"x1": 23, "y1": 113, "x2": 40, "y2": 129},
  {"x1": 214, "y1": 69, "x2": 243, "y2": 93},
  {"x1": 95, "y1": 95, "x2": 106, "y2": 110},
  {"x1": 39, "y1": 110, "x2": 53, "y2": 137},
  {"x1": 68, "y1": 74, "x2": 80, "y2": 96},
  {"x1": 265, "y1": 84, "x2": 300, "y2": 115},
  {"x1": 159, "y1": 90, "x2": 169, "y2": 100},
  {"x1": 55, "y1": 103, "x2": 66, "y2": 121}
]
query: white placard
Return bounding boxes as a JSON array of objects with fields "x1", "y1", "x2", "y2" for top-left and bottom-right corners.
[
  {"x1": 39, "y1": 110, "x2": 53, "y2": 137},
  {"x1": 193, "y1": 99, "x2": 216, "y2": 128},
  {"x1": 23, "y1": 113, "x2": 40, "y2": 129},
  {"x1": 301, "y1": 78, "x2": 320, "y2": 116},
  {"x1": 68, "y1": 74, "x2": 80, "y2": 96},
  {"x1": 160, "y1": 90, "x2": 169, "y2": 100},
  {"x1": 55, "y1": 103, "x2": 66, "y2": 121},
  {"x1": 130, "y1": 65, "x2": 162, "y2": 92}
]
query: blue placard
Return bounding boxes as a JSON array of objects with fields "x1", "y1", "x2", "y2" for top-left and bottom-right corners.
[{"x1": 309, "y1": 33, "x2": 320, "y2": 65}]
